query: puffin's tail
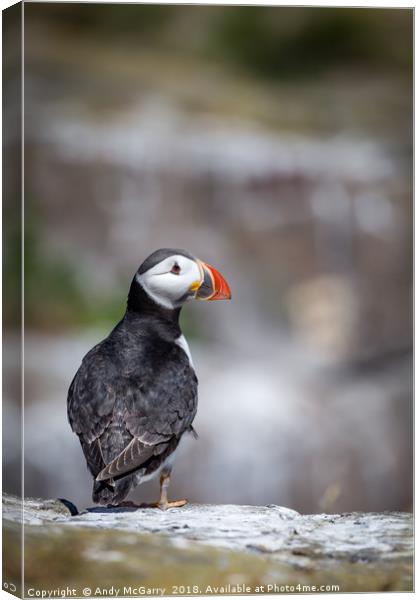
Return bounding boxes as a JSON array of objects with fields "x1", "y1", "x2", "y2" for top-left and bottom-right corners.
[
  {"x1": 92, "y1": 480, "x2": 115, "y2": 505},
  {"x1": 92, "y1": 478, "x2": 132, "y2": 506}
]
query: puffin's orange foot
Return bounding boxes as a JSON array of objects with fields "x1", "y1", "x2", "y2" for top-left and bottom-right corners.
[
  {"x1": 158, "y1": 498, "x2": 188, "y2": 510},
  {"x1": 134, "y1": 499, "x2": 188, "y2": 510}
]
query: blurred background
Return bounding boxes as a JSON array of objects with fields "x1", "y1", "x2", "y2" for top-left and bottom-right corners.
[{"x1": 4, "y1": 4, "x2": 413, "y2": 513}]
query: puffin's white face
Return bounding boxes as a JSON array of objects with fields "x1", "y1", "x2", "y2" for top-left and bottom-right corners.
[{"x1": 137, "y1": 254, "x2": 202, "y2": 310}]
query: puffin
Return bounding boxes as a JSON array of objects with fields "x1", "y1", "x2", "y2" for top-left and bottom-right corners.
[{"x1": 67, "y1": 248, "x2": 231, "y2": 509}]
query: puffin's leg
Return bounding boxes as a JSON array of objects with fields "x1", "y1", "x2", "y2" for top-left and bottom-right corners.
[{"x1": 156, "y1": 468, "x2": 187, "y2": 510}]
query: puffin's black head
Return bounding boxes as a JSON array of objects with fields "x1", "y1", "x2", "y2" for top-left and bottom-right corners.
[{"x1": 128, "y1": 248, "x2": 231, "y2": 312}]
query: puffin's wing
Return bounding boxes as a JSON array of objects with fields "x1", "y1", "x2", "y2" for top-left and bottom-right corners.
[
  {"x1": 125, "y1": 352, "x2": 198, "y2": 441},
  {"x1": 67, "y1": 344, "x2": 120, "y2": 480},
  {"x1": 67, "y1": 345, "x2": 116, "y2": 441},
  {"x1": 96, "y1": 437, "x2": 166, "y2": 481},
  {"x1": 97, "y1": 349, "x2": 198, "y2": 481}
]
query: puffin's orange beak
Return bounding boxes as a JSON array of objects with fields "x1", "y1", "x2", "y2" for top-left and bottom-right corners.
[{"x1": 194, "y1": 260, "x2": 232, "y2": 301}]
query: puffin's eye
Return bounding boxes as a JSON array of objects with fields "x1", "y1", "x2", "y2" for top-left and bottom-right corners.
[{"x1": 171, "y1": 263, "x2": 181, "y2": 275}]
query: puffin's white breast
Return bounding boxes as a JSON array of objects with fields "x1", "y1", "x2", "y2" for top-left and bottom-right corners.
[{"x1": 175, "y1": 334, "x2": 195, "y2": 369}]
